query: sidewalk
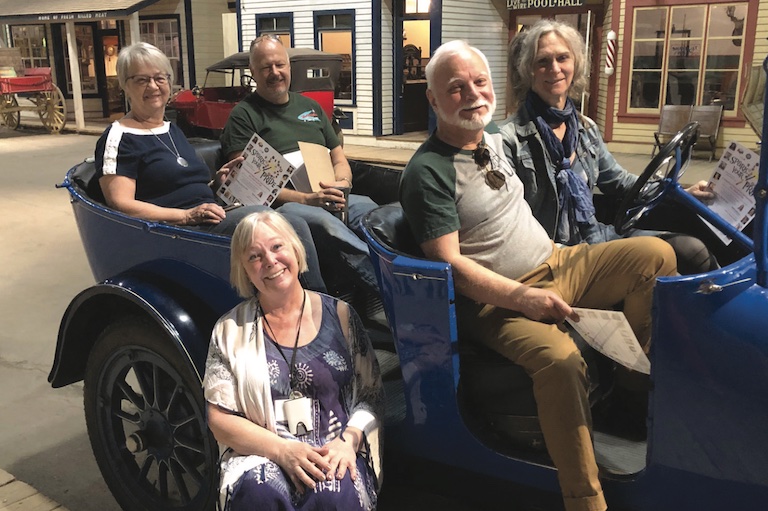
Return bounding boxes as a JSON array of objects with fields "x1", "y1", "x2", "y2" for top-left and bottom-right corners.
[{"x1": 0, "y1": 469, "x2": 68, "y2": 511}]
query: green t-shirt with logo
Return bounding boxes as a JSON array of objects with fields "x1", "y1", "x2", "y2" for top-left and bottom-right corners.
[{"x1": 220, "y1": 91, "x2": 339, "y2": 157}]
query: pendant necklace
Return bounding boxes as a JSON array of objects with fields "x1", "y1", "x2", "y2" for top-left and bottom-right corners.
[
  {"x1": 259, "y1": 291, "x2": 307, "y2": 393},
  {"x1": 149, "y1": 125, "x2": 189, "y2": 167}
]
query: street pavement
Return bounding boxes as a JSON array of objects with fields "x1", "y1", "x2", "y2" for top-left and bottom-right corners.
[
  {"x1": 0, "y1": 126, "x2": 117, "y2": 511},
  {"x1": 0, "y1": 123, "x2": 721, "y2": 511}
]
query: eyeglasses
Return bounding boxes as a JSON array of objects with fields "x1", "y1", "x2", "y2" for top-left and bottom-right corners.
[
  {"x1": 128, "y1": 74, "x2": 171, "y2": 86},
  {"x1": 473, "y1": 142, "x2": 506, "y2": 190}
]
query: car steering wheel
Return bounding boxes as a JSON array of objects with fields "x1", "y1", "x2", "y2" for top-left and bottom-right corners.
[
  {"x1": 614, "y1": 122, "x2": 700, "y2": 235},
  {"x1": 240, "y1": 74, "x2": 256, "y2": 89}
]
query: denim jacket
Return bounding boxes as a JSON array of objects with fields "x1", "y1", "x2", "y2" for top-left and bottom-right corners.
[{"x1": 500, "y1": 107, "x2": 638, "y2": 245}]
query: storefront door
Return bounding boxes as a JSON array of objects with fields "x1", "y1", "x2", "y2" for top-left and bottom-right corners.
[
  {"x1": 99, "y1": 30, "x2": 123, "y2": 117},
  {"x1": 395, "y1": 0, "x2": 431, "y2": 134}
]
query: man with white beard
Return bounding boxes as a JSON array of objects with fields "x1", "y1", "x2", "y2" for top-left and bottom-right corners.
[{"x1": 399, "y1": 40, "x2": 676, "y2": 511}]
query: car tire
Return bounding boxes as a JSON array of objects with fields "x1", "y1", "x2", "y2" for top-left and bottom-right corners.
[{"x1": 84, "y1": 317, "x2": 218, "y2": 511}]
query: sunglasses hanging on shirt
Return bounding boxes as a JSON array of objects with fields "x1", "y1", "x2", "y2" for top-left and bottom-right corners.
[{"x1": 473, "y1": 142, "x2": 507, "y2": 191}]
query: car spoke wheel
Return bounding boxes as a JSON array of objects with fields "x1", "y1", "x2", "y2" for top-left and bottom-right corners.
[
  {"x1": 84, "y1": 318, "x2": 218, "y2": 511},
  {"x1": 1, "y1": 94, "x2": 20, "y2": 129}
]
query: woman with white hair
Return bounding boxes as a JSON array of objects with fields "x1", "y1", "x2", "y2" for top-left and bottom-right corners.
[{"x1": 93, "y1": 42, "x2": 325, "y2": 291}]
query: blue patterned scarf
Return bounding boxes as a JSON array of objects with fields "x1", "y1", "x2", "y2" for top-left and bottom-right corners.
[{"x1": 525, "y1": 91, "x2": 595, "y2": 240}]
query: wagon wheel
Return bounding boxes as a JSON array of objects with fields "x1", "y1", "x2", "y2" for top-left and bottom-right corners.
[
  {"x1": 35, "y1": 84, "x2": 67, "y2": 133},
  {"x1": 1, "y1": 93, "x2": 20, "y2": 130}
]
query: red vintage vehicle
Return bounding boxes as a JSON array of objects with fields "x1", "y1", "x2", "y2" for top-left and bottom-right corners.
[
  {"x1": 0, "y1": 66, "x2": 67, "y2": 132},
  {"x1": 168, "y1": 48, "x2": 343, "y2": 139}
]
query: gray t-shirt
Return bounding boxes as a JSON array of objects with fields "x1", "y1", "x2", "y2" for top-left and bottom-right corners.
[{"x1": 400, "y1": 129, "x2": 552, "y2": 280}]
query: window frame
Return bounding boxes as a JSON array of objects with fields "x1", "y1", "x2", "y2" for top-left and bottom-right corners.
[
  {"x1": 618, "y1": 0, "x2": 757, "y2": 125},
  {"x1": 139, "y1": 15, "x2": 184, "y2": 89},
  {"x1": 313, "y1": 9, "x2": 356, "y2": 106},
  {"x1": 9, "y1": 24, "x2": 50, "y2": 70},
  {"x1": 255, "y1": 12, "x2": 294, "y2": 47}
]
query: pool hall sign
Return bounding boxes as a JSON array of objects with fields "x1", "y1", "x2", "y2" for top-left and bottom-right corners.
[{"x1": 507, "y1": 0, "x2": 583, "y2": 8}]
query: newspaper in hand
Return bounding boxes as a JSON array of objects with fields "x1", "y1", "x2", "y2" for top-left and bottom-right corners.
[
  {"x1": 700, "y1": 141, "x2": 759, "y2": 245},
  {"x1": 216, "y1": 133, "x2": 296, "y2": 207},
  {"x1": 565, "y1": 308, "x2": 650, "y2": 374}
]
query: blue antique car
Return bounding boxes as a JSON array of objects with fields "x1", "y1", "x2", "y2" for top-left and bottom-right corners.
[{"x1": 50, "y1": 60, "x2": 768, "y2": 511}]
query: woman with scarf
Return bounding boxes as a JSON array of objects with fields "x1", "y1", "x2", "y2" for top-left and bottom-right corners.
[
  {"x1": 501, "y1": 20, "x2": 717, "y2": 275},
  {"x1": 203, "y1": 210, "x2": 383, "y2": 511}
]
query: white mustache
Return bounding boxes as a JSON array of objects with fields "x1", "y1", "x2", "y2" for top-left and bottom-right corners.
[{"x1": 463, "y1": 102, "x2": 488, "y2": 111}]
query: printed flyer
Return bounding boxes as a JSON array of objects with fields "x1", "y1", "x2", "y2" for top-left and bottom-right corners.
[
  {"x1": 566, "y1": 308, "x2": 650, "y2": 374},
  {"x1": 702, "y1": 141, "x2": 759, "y2": 245},
  {"x1": 216, "y1": 133, "x2": 296, "y2": 207}
]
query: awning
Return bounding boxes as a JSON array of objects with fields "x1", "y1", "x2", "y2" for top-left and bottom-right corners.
[{"x1": 0, "y1": 0, "x2": 161, "y2": 24}]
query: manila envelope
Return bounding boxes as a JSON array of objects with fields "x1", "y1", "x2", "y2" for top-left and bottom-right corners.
[{"x1": 297, "y1": 141, "x2": 336, "y2": 192}]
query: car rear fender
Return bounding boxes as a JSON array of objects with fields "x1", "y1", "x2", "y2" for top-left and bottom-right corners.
[{"x1": 48, "y1": 276, "x2": 216, "y2": 388}]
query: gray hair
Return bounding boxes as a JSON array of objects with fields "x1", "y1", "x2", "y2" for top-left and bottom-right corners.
[
  {"x1": 230, "y1": 210, "x2": 308, "y2": 299},
  {"x1": 507, "y1": 19, "x2": 588, "y2": 110},
  {"x1": 425, "y1": 40, "x2": 492, "y2": 90},
  {"x1": 116, "y1": 42, "x2": 173, "y2": 90},
  {"x1": 248, "y1": 35, "x2": 288, "y2": 69}
]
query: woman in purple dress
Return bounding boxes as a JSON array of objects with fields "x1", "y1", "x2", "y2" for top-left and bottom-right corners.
[{"x1": 203, "y1": 210, "x2": 383, "y2": 510}]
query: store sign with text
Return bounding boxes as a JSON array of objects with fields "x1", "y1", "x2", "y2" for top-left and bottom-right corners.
[{"x1": 507, "y1": 0, "x2": 583, "y2": 9}]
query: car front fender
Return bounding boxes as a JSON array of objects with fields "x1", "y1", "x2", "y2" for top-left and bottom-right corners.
[{"x1": 49, "y1": 275, "x2": 218, "y2": 388}]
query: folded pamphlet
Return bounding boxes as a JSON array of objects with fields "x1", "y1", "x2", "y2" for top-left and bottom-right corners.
[
  {"x1": 216, "y1": 133, "x2": 296, "y2": 207},
  {"x1": 700, "y1": 141, "x2": 759, "y2": 245},
  {"x1": 565, "y1": 308, "x2": 650, "y2": 374}
]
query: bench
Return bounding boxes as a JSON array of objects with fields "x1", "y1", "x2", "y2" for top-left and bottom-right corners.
[
  {"x1": 653, "y1": 104, "x2": 723, "y2": 161},
  {"x1": 652, "y1": 105, "x2": 692, "y2": 157},
  {"x1": 689, "y1": 104, "x2": 724, "y2": 162}
]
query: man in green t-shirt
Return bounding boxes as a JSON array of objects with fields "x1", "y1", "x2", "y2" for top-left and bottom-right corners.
[
  {"x1": 400, "y1": 40, "x2": 677, "y2": 511},
  {"x1": 221, "y1": 35, "x2": 379, "y2": 298}
]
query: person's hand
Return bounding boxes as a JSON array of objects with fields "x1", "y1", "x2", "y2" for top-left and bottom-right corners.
[
  {"x1": 274, "y1": 439, "x2": 331, "y2": 493},
  {"x1": 512, "y1": 286, "x2": 579, "y2": 324},
  {"x1": 185, "y1": 203, "x2": 226, "y2": 225},
  {"x1": 321, "y1": 429, "x2": 361, "y2": 482},
  {"x1": 686, "y1": 180, "x2": 715, "y2": 204},
  {"x1": 305, "y1": 186, "x2": 346, "y2": 212},
  {"x1": 320, "y1": 178, "x2": 351, "y2": 190},
  {"x1": 213, "y1": 156, "x2": 244, "y2": 186}
]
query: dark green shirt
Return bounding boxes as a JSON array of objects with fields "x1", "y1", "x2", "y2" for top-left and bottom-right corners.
[{"x1": 220, "y1": 91, "x2": 339, "y2": 157}]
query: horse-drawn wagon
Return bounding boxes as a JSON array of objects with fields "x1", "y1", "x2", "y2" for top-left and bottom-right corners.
[{"x1": 0, "y1": 66, "x2": 66, "y2": 132}]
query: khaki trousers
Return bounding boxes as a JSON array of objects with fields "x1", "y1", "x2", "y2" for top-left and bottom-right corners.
[{"x1": 457, "y1": 237, "x2": 676, "y2": 511}]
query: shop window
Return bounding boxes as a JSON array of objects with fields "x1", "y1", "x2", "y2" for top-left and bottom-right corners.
[
  {"x1": 61, "y1": 24, "x2": 98, "y2": 94},
  {"x1": 315, "y1": 11, "x2": 354, "y2": 104},
  {"x1": 140, "y1": 18, "x2": 184, "y2": 88},
  {"x1": 405, "y1": 0, "x2": 431, "y2": 14},
  {"x1": 11, "y1": 25, "x2": 50, "y2": 70},
  {"x1": 627, "y1": 3, "x2": 747, "y2": 115},
  {"x1": 256, "y1": 14, "x2": 293, "y2": 47}
]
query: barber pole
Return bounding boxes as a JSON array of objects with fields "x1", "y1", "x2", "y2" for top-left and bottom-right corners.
[{"x1": 605, "y1": 30, "x2": 616, "y2": 76}]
